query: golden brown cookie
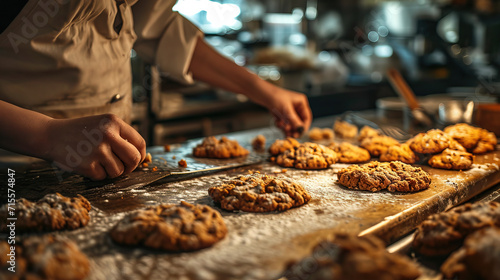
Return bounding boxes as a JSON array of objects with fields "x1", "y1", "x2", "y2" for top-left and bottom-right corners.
[
  {"x1": 444, "y1": 123, "x2": 483, "y2": 150},
  {"x1": 358, "y1": 125, "x2": 382, "y2": 142},
  {"x1": 380, "y1": 144, "x2": 419, "y2": 164},
  {"x1": 412, "y1": 201, "x2": 500, "y2": 256},
  {"x1": 269, "y1": 137, "x2": 300, "y2": 156},
  {"x1": 448, "y1": 139, "x2": 467, "y2": 152},
  {"x1": 0, "y1": 235, "x2": 90, "y2": 280},
  {"x1": 441, "y1": 227, "x2": 500, "y2": 280},
  {"x1": 472, "y1": 129, "x2": 497, "y2": 154},
  {"x1": 110, "y1": 201, "x2": 227, "y2": 251},
  {"x1": 193, "y1": 136, "x2": 249, "y2": 158},
  {"x1": 272, "y1": 142, "x2": 338, "y2": 169},
  {"x1": 308, "y1": 127, "x2": 324, "y2": 141},
  {"x1": 337, "y1": 161, "x2": 431, "y2": 192},
  {"x1": 328, "y1": 142, "x2": 371, "y2": 163},
  {"x1": 333, "y1": 120, "x2": 358, "y2": 138},
  {"x1": 209, "y1": 173, "x2": 311, "y2": 212},
  {"x1": 409, "y1": 129, "x2": 451, "y2": 154},
  {"x1": 428, "y1": 148, "x2": 473, "y2": 170},
  {"x1": 0, "y1": 193, "x2": 91, "y2": 233},
  {"x1": 283, "y1": 233, "x2": 421, "y2": 280},
  {"x1": 360, "y1": 135, "x2": 400, "y2": 157},
  {"x1": 251, "y1": 134, "x2": 266, "y2": 151}
]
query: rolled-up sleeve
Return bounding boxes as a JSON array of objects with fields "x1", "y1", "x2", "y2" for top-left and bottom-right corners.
[{"x1": 131, "y1": 0, "x2": 203, "y2": 84}]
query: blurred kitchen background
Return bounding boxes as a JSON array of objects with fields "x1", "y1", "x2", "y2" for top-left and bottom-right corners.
[{"x1": 130, "y1": 0, "x2": 500, "y2": 145}]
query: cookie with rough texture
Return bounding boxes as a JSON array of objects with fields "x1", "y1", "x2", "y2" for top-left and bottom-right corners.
[
  {"x1": 444, "y1": 123, "x2": 497, "y2": 154},
  {"x1": 360, "y1": 135, "x2": 400, "y2": 157},
  {"x1": 337, "y1": 161, "x2": 431, "y2": 192},
  {"x1": 308, "y1": 127, "x2": 324, "y2": 141},
  {"x1": 444, "y1": 123, "x2": 483, "y2": 150},
  {"x1": 272, "y1": 142, "x2": 338, "y2": 169},
  {"x1": 209, "y1": 173, "x2": 311, "y2": 212},
  {"x1": 0, "y1": 193, "x2": 91, "y2": 233},
  {"x1": 269, "y1": 137, "x2": 300, "y2": 156},
  {"x1": 449, "y1": 139, "x2": 467, "y2": 152},
  {"x1": 110, "y1": 201, "x2": 227, "y2": 251},
  {"x1": 283, "y1": 233, "x2": 421, "y2": 280},
  {"x1": 428, "y1": 148, "x2": 473, "y2": 170},
  {"x1": 251, "y1": 134, "x2": 266, "y2": 151},
  {"x1": 380, "y1": 143, "x2": 419, "y2": 164},
  {"x1": 412, "y1": 201, "x2": 500, "y2": 256},
  {"x1": 333, "y1": 120, "x2": 358, "y2": 138},
  {"x1": 193, "y1": 136, "x2": 249, "y2": 158},
  {"x1": 0, "y1": 235, "x2": 90, "y2": 280},
  {"x1": 328, "y1": 142, "x2": 371, "y2": 163},
  {"x1": 409, "y1": 129, "x2": 451, "y2": 154},
  {"x1": 441, "y1": 227, "x2": 500, "y2": 280},
  {"x1": 472, "y1": 129, "x2": 497, "y2": 154},
  {"x1": 358, "y1": 125, "x2": 382, "y2": 142}
]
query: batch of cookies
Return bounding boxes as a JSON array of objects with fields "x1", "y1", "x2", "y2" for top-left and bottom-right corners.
[{"x1": 1, "y1": 120, "x2": 498, "y2": 280}]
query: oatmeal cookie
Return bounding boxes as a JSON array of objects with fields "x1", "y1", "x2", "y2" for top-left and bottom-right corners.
[
  {"x1": 412, "y1": 201, "x2": 500, "y2": 256},
  {"x1": 209, "y1": 173, "x2": 311, "y2": 212},
  {"x1": 269, "y1": 137, "x2": 300, "y2": 156},
  {"x1": 272, "y1": 142, "x2": 338, "y2": 169},
  {"x1": 0, "y1": 235, "x2": 90, "y2": 280},
  {"x1": 333, "y1": 120, "x2": 358, "y2": 138},
  {"x1": 251, "y1": 134, "x2": 266, "y2": 151},
  {"x1": 337, "y1": 161, "x2": 431, "y2": 192},
  {"x1": 0, "y1": 193, "x2": 91, "y2": 233},
  {"x1": 441, "y1": 227, "x2": 500, "y2": 280},
  {"x1": 110, "y1": 201, "x2": 227, "y2": 251},
  {"x1": 328, "y1": 142, "x2": 371, "y2": 163},
  {"x1": 283, "y1": 233, "x2": 421, "y2": 280},
  {"x1": 360, "y1": 135, "x2": 400, "y2": 157},
  {"x1": 444, "y1": 123, "x2": 497, "y2": 154},
  {"x1": 409, "y1": 129, "x2": 451, "y2": 154},
  {"x1": 380, "y1": 144, "x2": 419, "y2": 164},
  {"x1": 193, "y1": 136, "x2": 249, "y2": 158},
  {"x1": 428, "y1": 148, "x2": 473, "y2": 170},
  {"x1": 358, "y1": 125, "x2": 382, "y2": 142}
]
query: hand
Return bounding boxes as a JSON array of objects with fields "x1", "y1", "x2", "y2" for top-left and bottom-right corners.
[
  {"x1": 262, "y1": 85, "x2": 312, "y2": 138},
  {"x1": 44, "y1": 114, "x2": 146, "y2": 180}
]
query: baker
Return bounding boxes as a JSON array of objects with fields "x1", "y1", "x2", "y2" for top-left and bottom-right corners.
[{"x1": 0, "y1": 0, "x2": 312, "y2": 180}]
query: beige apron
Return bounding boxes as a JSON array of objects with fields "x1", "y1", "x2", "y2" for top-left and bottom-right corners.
[{"x1": 0, "y1": 0, "x2": 202, "y2": 123}]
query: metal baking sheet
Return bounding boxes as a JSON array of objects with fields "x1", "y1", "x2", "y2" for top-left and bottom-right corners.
[{"x1": 2, "y1": 131, "x2": 500, "y2": 280}]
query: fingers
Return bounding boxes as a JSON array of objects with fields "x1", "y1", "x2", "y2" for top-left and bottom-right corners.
[
  {"x1": 100, "y1": 148, "x2": 125, "y2": 179},
  {"x1": 109, "y1": 136, "x2": 143, "y2": 174},
  {"x1": 119, "y1": 122, "x2": 147, "y2": 163},
  {"x1": 295, "y1": 96, "x2": 312, "y2": 133}
]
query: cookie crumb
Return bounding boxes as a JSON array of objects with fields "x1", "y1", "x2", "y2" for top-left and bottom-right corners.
[
  {"x1": 143, "y1": 153, "x2": 152, "y2": 163},
  {"x1": 164, "y1": 144, "x2": 171, "y2": 152},
  {"x1": 178, "y1": 159, "x2": 187, "y2": 167}
]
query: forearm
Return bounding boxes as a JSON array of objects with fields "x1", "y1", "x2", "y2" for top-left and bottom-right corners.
[
  {"x1": 188, "y1": 37, "x2": 274, "y2": 107},
  {"x1": 0, "y1": 100, "x2": 52, "y2": 159}
]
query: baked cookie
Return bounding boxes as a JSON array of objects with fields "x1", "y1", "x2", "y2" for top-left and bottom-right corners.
[
  {"x1": 412, "y1": 201, "x2": 500, "y2": 256},
  {"x1": 360, "y1": 135, "x2": 400, "y2": 157},
  {"x1": 193, "y1": 136, "x2": 249, "y2": 158},
  {"x1": 337, "y1": 161, "x2": 431, "y2": 192},
  {"x1": 0, "y1": 193, "x2": 91, "y2": 233},
  {"x1": 444, "y1": 123, "x2": 497, "y2": 154},
  {"x1": 409, "y1": 129, "x2": 451, "y2": 154},
  {"x1": 110, "y1": 201, "x2": 227, "y2": 251},
  {"x1": 251, "y1": 134, "x2": 266, "y2": 151},
  {"x1": 358, "y1": 125, "x2": 382, "y2": 142},
  {"x1": 472, "y1": 129, "x2": 497, "y2": 154},
  {"x1": 283, "y1": 233, "x2": 421, "y2": 280},
  {"x1": 269, "y1": 137, "x2": 300, "y2": 156},
  {"x1": 308, "y1": 127, "x2": 324, "y2": 141},
  {"x1": 208, "y1": 173, "x2": 311, "y2": 212},
  {"x1": 428, "y1": 148, "x2": 473, "y2": 170},
  {"x1": 333, "y1": 120, "x2": 358, "y2": 138},
  {"x1": 448, "y1": 139, "x2": 467, "y2": 152},
  {"x1": 441, "y1": 227, "x2": 500, "y2": 280},
  {"x1": 328, "y1": 142, "x2": 371, "y2": 163},
  {"x1": 0, "y1": 235, "x2": 90, "y2": 280},
  {"x1": 272, "y1": 142, "x2": 338, "y2": 169},
  {"x1": 380, "y1": 143, "x2": 419, "y2": 164}
]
